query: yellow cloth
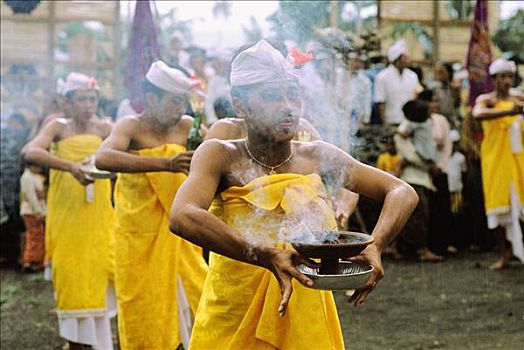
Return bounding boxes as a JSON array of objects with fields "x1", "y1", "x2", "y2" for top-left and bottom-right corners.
[
  {"x1": 190, "y1": 173, "x2": 344, "y2": 350},
  {"x1": 114, "y1": 144, "x2": 208, "y2": 350},
  {"x1": 376, "y1": 152, "x2": 400, "y2": 174},
  {"x1": 480, "y1": 101, "x2": 524, "y2": 215},
  {"x1": 45, "y1": 135, "x2": 115, "y2": 317}
]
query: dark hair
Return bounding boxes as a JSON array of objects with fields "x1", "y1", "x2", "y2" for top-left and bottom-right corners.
[
  {"x1": 402, "y1": 100, "x2": 429, "y2": 123},
  {"x1": 438, "y1": 62, "x2": 454, "y2": 82},
  {"x1": 409, "y1": 66, "x2": 424, "y2": 84},
  {"x1": 213, "y1": 96, "x2": 236, "y2": 119},
  {"x1": 64, "y1": 90, "x2": 100, "y2": 100},
  {"x1": 142, "y1": 79, "x2": 165, "y2": 99},
  {"x1": 417, "y1": 89, "x2": 434, "y2": 102}
]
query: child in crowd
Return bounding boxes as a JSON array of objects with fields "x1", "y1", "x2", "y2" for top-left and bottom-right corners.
[
  {"x1": 19, "y1": 161, "x2": 47, "y2": 272},
  {"x1": 447, "y1": 130, "x2": 467, "y2": 252},
  {"x1": 397, "y1": 100, "x2": 438, "y2": 165},
  {"x1": 376, "y1": 136, "x2": 401, "y2": 175}
]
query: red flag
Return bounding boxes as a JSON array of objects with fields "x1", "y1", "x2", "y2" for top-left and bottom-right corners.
[
  {"x1": 124, "y1": 0, "x2": 159, "y2": 113},
  {"x1": 465, "y1": 0, "x2": 493, "y2": 107}
]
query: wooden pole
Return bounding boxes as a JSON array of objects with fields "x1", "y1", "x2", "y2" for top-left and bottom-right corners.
[
  {"x1": 113, "y1": 1, "x2": 121, "y2": 100},
  {"x1": 432, "y1": 0, "x2": 440, "y2": 67},
  {"x1": 330, "y1": 0, "x2": 338, "y2": 29},
  {"x1": 48, "y1": 0, "x2": 55, "y2": 91}
]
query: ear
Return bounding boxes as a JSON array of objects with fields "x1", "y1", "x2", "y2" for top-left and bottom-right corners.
[{"x1": 232, "y1": 97, "x2": 248, "y2": 118}]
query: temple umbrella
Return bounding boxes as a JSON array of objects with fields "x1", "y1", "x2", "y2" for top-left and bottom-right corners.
[
  {"x1": 465, "y1": 0, "x2": 493, "y2": 107},
  {"x1": 124, "y1": 0, "x2": 160, "y2": 113}
]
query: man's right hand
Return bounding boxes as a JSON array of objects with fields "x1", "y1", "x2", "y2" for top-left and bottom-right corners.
[
  {"x1": 70, "y1": 163, "x2": 93, "y2": 186},
  {"x1": 260, "y1": 247, "x2": 317, "y2": 317},
  {"x1": 166, "y1": 151, "x2": 194, "y2": 175}
]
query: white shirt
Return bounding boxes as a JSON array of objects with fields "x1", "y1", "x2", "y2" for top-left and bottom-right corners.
[
  {"x1": 375, "y1": 65, "x2": 420, "y2": 124},
  {"x1": 20, "y1": 168, "x2": 46, "y2": 216},
  {"x1": 430, "y1": 113, "x2": 452, "y2": 172},
  {"x1": 394, "y1": 134, "x2": 436, "y2": 192},
  {"x1": 447, "y1": 151, "x2": 466, "y2": 192},
  {"x1": 344, "y1": 71, "x2": 372, "y2": 125}
]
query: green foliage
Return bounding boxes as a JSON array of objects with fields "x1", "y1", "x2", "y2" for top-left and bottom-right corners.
[
  {"x1": 390, "y1": 22, "x2": 433, "y2": 60},
  {"x1": 157, "y1": 8, "x2": 195, "y2": 46},
  {"x1": 243, "y1": 16, "x2": 263, "y2": 43},
  {"x1": 212, "y1": 1, "x2": 232, "y2": 20},
  {"x1": 492, "y1": 9, "x2": 524, "y2": 62},
  {"x1": 444, "y1": 0, "x2": 474, "y2": 20},
  {"x1": 268, "y1": 1, "x2": 330, "y2": 45},
  {"x1": 267, "y1": 0, "x2": 376, "y2": 46},
  {"x1": 57, "y1": 21, "x2": 110, "y2": 60}
]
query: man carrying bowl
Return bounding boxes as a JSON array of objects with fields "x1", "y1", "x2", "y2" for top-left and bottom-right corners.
[{"x1": 170, "y1": 40, "x2": 418, "y2": 349}]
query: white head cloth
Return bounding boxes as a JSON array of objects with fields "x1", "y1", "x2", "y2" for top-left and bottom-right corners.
[
  {"x1": 145, "y1": 60, "x2": 197, "y2": 95},
  {"x1": 449, "y1": 129, "x2": 460, "y2": 142},
  {"x1": 62, "y1": 72, "x2": 99, "y2": 96},
  {"x1": 489, "y1": 58, "x2": 516, "y2": 75},
  {"x1": 230, "y1": 39, "x2": 299, "y2": 87},
  {"x1": 56, "y1": 78, "x2": 66, "y2": 95},
  {"x1": 387, "y1": 40, "x2": 407, "y2": 63}
]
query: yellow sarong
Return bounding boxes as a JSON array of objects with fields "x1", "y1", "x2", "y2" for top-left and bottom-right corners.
[
  {"x1": 190, "y1": 173, "x2": 345, "y2": 350},
  {"x1": 480, "y1": 101, "x2": 524, "y2": 215},
  {"x1": 114, "y1": 144, "x2": 208, "y2": 350},
  {"x1": 46, "y1": 135, "x2": 115, "y2": 317}
]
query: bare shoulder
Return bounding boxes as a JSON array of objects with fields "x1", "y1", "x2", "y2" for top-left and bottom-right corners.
[
  {"x1": 295, "y1": 140, "x2": 350, "y2": 161},
  {"x1": 192, "y1": 138, "x2": 240, "y2": 171},
  {"x1": 179, "y1": 114, "x2": 195, "y2": 127},
  {"x1": 113, "y1": 115, "x2": 141, "y2": 133},
  {"x1": 46, "y1": 117, "x2": 68, "y2": 134},
  {"x1": 206, "y1": 118, "x2": 244, "y2": 140},
  {"x1": 198, "y1": 138, "x2": 239, "y2": 156},
  {"x1": 510, "y1": 90, "x2": 524, "y2": 101}
]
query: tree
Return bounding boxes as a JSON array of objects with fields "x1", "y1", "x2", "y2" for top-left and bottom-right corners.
[
  {"x1": 267, "y1": 1, "x2": 376, "y2": 46},
  {"x1": 243, "y1": 16, "x2": 263, "y2": 43},
  {"x1": 444, "y1": 0, "x2": 474, "y2": 20},
  {"x1": 390, "y1": 23, "x2": 433, "y2": 60},
  {"x1": 212, "y1": 1, "x2": 232, "y2": 20},
  {"x1": 157, "y1": 7, "x2": 195, "y2": 47},
  {"x1": 492, "y1": 9, "x2": 524, "y2": 62}
]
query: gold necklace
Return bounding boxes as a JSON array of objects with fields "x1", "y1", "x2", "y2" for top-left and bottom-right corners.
[{"x1": 244, "y1": 139, "x2": 293, "y2": 175}]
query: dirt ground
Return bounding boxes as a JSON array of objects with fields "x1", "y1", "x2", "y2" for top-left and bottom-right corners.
[{"x1": 1, "y1": 251, "x2": 523, "y2": 350}]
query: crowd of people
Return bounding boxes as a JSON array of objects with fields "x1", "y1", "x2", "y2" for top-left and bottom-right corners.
[{"x1": 0, "y1": 35, "x2": 522, "y2": 350}]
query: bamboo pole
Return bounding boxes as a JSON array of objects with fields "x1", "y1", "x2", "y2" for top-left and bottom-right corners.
[
  {"x1": 48, "y1": 0, "x2": 55, "y2": 91},
  {"x1": 113, "y1": 1, "x2": 121, "y2": 100},
  {"x1": 330, "y1": 0, "x2": 338, "y2": 29},
  {"x1": 432, "y1": 0, "x2": 440, "y2": 67}
]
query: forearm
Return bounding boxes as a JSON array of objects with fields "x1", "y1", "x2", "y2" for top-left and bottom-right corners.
[
  {"x1": 95, "y1": 149, "x2": 168, "y2": 173},
  {"x1": 370, "y1": 184, "x2": 418, "y2": 251},
  {"x1": 472, "y1": 107, "x2": 514, "y2": 120},
  {"x1": 171, "y1": 205, "x2": 274, "y2": 268},
  {"x1": 25, "y1": 148, "x2": 73, "y2": 172}
]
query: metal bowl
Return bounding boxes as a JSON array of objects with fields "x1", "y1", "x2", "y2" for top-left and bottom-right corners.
[
  {"x1": 291, "y1": 231, "x2": 374, "y2": 259},
  {"x1": 297, "y1": 261, "x2": 373, "y2": 290},
  {"x1": 84, "y1": 164, "x2": 115, "y2": 179}
]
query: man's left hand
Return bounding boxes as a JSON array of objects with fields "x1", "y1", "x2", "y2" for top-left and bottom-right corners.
[{"x1": 347, "y1": 243, "x2": 384, "y2": 306}]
